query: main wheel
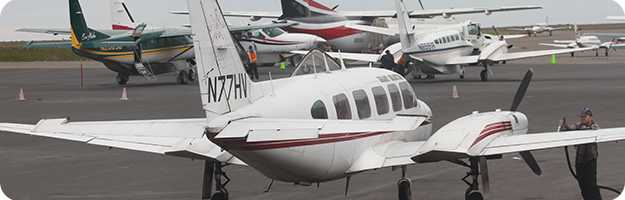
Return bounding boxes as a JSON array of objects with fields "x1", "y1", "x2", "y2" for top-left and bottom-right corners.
[
  {"x1": 397, "y1": 178, "x2": 412, "y2": 200},
  {"x1": 459, "y1": 74, "x2": 465, "y2": 79},
  {"x1": 480, "y1": 70, "x2": 489, "y2": 82},
  {"x1": 116, "y1": 74, "x2": 129, "y2": 85},
  {"x1": 177, "y1": 70, "x2": 189, "y2": 85},
  {"x1": 187, "y1": 69, "x2": 196, "y2": 82},
  {"x1": 211, "y1": 191, "x2": 228, "y2": 200},
  {"x1": 465, "y1": 190, "x2": 484, "y2": 200}
]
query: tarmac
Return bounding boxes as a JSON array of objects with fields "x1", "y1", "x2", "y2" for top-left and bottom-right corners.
[{"x1": 0, "y1": 29, "x2": 625, "y2": 200}]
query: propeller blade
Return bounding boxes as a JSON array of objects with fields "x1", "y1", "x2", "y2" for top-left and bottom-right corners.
[
  {"x1": 510, "y1": 69, "x2": 534, "y2": 111},
  {"x1": 520, "y1": 151, "x2": 542, "y2": 176},
  {"x1": 418, "y1": 0, "x2": 425, "y2": 10},
  {"x1": 491, "y1": 25, "x2": 501, "y2": 36},
  {"x1": 121, "y1": 2, "x2": 136, "y2": 23},
  {"x1": 479, "y1": 157, "x2": 490, "y2": 194}
]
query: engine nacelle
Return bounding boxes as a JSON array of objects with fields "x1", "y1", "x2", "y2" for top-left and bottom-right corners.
[
  {"x1": 484, "y1": 10, "x2": 492, "y2": 16},
  {"x1": 413, "y1": 110, "x2": 528, "y2": 163},
  {"x1": 442, "y1": 13, "x2": 451, "y2": 19},
  {"x1": 249, "y1": 16, "x2": 262, "y2": 21}
]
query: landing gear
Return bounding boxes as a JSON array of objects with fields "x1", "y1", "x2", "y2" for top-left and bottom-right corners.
[
  {"x1": 605, "y1": 48, "x2": 610, "y2": 57},
  {"x1": 116, "y1": 73, "x2": 129, "y2": 85},
  {"x1": 202, "y1": 160, "x2": 230, "y2": 200},
  {"x1": 188, "y1": 69, "x2": 196, "y2": 82},
  {"x1": 461, "y1": 158, "x2": 488, "y2": 200},
  {"x1": 480, "y1": 64, "x2": 491, "y2": 82},
  {"x1": 571, "y1": 52, "x2": 575, "y2": 57},
  {"x1": 177, "y1": 70, "x2": 190, "y2": 85},
  {"x1": 549, "y1": 31, "x2": 553, "y2": 37},
  {"x1": 397, "y1": 166, "x2": 412, "y2": 200},
  {"x1": 425, "y1": 74, "x2": 435, "y2": 80},
  {"x1": 595, "y1": 50, "x2": 599, "y2": 57}
]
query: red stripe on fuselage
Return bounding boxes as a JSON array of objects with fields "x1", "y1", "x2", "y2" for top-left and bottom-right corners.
[
  {"x1": 286, "y1": 26, "x2": 361, "y2": 41},
  {"x1": 214, "y1": 131, "x2": 390, "y2": 151}
]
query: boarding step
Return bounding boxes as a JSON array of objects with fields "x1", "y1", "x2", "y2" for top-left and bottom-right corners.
[{"x1": 135, "y1": 63, "x2": 157, "y2": 80}]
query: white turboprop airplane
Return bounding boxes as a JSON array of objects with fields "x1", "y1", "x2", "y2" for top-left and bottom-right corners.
[
  {"x1": 1, "y1": 1, "x2": 625, "y2": 200},
  {"x1": 172, "y1": 0, "x2": 542, "y2": 52},
  {"x1": 298, "y1": 15, "x2": 593, "y2": 81},
  {"x1": 506, "y1": 17, "x2": 569, "y2": 37},
  {"x1": 540, "y1": 25, "x2": 625, "y2": 57}
]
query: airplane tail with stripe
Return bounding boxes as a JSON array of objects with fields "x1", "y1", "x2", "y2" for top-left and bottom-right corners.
[
  {"x1": 69, "y1": 0, "x2": 110, "y2": 48},
  {"x1": 111, "y1": 0, "x2": 136, "y2": 30},
  {"x1": 281, "y1": 0, "x2": 337, "y2": 18},
  {"x1": 187, "y1": 0, "x2": 255, "y2": 119}
]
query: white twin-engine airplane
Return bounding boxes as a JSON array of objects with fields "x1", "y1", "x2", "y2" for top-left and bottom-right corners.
[
  {"x1": 540, "y1": 25, "x2": 625, "y2": 57},
  {"x1": 1, "y1": 1, "x2": 625, "y2": 200},
  {"x1": 303, "y1": 2, "x2": 593, "y2": 81},
  {"x1": 506, "y1": 17, "x2": 569, "y2": 37}
]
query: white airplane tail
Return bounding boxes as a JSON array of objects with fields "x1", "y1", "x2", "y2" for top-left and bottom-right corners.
[
  {"x1": 187, "y1": 0, "x2": 254, "y2": 119},
  {"x1": 111, "y1": 0, "x2": 136, "y2": 30},
  {"x1": 394, "y1": 0, "x2": 417, "y2": 51}
]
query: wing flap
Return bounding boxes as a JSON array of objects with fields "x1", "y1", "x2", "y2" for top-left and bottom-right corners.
[
  {"x1": 445, "y1": 55, "x2": 479, "y2": 65},
  {"x1": 489, "y1": 47, "x2": 595, "y2": 62},
  {"x1": 348, "y1": 141, "x2": 425, "y2": 173}
]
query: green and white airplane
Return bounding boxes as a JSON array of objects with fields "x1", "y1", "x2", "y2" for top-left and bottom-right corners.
[{"x1": 19, "y1": 0, "x2": 322, "y2": 85}]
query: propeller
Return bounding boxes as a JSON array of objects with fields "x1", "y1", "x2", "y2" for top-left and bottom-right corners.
[
  {"x1": 510, "y1": 69, "x2": 533, "y2": 111},
  {"x1": 131, "y1": 23, "x2": 147, "y2": 64},
  {"x1": 509, "y1": 69, "x2": 543, "y2": 176},
  {"x1": 417, "y1": 0, "x2": 425, "y2": 10},
  {"x1": 121, "y1": 2, "x2": 136, "y2": 23}
]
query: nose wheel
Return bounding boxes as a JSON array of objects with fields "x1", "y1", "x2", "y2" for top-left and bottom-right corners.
[{"x1": 397, "y1": 166, "x2": 412, "y2": 200}]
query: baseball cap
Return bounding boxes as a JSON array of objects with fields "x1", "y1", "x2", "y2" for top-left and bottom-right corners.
[{"x1": 579, "y1": 107, "x2": 593, "y2": 117}]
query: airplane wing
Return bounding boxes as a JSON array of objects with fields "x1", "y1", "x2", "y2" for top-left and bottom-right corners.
[
  {"x1": 445, "y1": 55, "x2": 479, "y2": 65},
  {"x1": 345, "y1": 24, "x2": 398, "y2": 36},
  {"x1": 607, "y1": 16, "x2": 625, "y2": 21},
  {"x1": 487, "y1": 47, "x2": 595, "y2": 62},
  {"x1": 291, "y1": 50, "x2": 381, "y2": 63},
  {"x1": 0, "y1": 118, "x2": 245, "y2": 165},
  {"x1": 229, "y1": 22, "x2": 298, "y2": 32},
  {"x1": 502, "y1": 34, "x2": 527, "y2": 39},
  {"x1": 506, "y1": 28, "x2": 529, "y2": 32},
  {"x1": 479, "y1": 127, "x2": 625, "y2": 156},
  {"x1": 24, "y1": 41, "x2": 72, "y2": 49},
  {"x1": 405, "y1": 6, "x2": 542, "y2": 18},
  {"x1": 539, "y1": 43, "x2": 571, "y2": 48},
  {"x1": 16, "y1": 28, "x2": 72, "y2": 36}
]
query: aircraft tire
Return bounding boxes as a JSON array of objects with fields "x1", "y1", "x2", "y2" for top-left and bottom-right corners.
[
  {"x1": 465, "y1": 190, "x2": 483, "y2": 200},
  {"x1": 177, "y1": 71, "x2": 189, "y2": 85},
  {"x1": 187, "y1": 69, "x2": 196, "y2": 82},
  {"x1": 480, "y1": 70, "x2": 488, "y2": 82},
  {"x1": 211, "y1": 191, "x2": 228, "y2": 200},
  {"x1": 116, "y1": 74, "x2": 129, "y2": 85},
  {"x1": 397, "y1": 178, "x2": 412, "y2": 200},
  {"x1": 459, "y1": 74, "x2": 465, "y2": 79}
]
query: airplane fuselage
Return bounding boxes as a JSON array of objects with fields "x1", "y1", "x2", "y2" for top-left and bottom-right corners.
[
  {"x1": 209, "y1": 66, "x2": 433, "y2": 183},
  {"x1": 285, "y1": 18, "x2": 372, "y2": 52}
]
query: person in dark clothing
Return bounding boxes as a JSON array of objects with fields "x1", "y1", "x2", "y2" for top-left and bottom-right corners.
[
  {"x1": 380, "y1": 50, "x2": 396, "y2": 71},
  {"x1": 247, "y1": 45, "x2": 259, "y2": 80},
  {"x1": 561, "y1": 108, "x2": 601, "y2": 200}
]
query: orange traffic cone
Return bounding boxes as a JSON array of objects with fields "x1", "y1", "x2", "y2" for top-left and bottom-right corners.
[
  {"x1": 18, "y1": 88, "x2": 26, "y2": 101},
  {"x1": 120, "y1": 87, "x2": 129, "y2": 101}
]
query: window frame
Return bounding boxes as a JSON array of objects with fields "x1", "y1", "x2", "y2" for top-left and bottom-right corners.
[
  {"x1": 310, "y1": 100, "x2": 329, "y2": 119},
  {"x1": 388, "y1": 84, "x2": 403, "y2": 112},
  {"x1": 333, "y1": 93, "x2": 352, "y2": 120},
  {"x1": 372, "y1": 86, "x2": 390, "y2": 115},
  {"x1": 352, "y1": 89, "x2": 372, "y2": 119}
]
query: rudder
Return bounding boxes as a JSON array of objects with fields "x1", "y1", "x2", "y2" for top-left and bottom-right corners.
[
  {"x1": 69, "y1": 0, "x2": 109, "y2": 48},
  {"x1": 187, "y1": 0, "x2": 254, "y2": 119}
]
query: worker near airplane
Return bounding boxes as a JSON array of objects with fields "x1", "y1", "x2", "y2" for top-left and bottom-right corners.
[
  {"x1": 247, "y1": 45, "x2": 259, "y2": 80},
  {"x1": 561, "y1": 108, "x2": 601, "y2": 200}
]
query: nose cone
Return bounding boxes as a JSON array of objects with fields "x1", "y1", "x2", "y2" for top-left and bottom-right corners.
[{"x1": 309, "y1": 35, "x2": 328, "y2": 49}]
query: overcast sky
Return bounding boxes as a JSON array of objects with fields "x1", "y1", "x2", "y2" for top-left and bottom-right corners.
[{"x1": 0, "y1": 0, "x2": 624, "y2": 41}]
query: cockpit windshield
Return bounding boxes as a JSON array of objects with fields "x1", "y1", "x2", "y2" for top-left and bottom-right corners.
[
  {"x1": 467, "y1": 24, "x2": 481, "y2": 36},
  {"x1": 292, "y1": 50, "x2": 342, "y2": 77},
  {"x1": 262, "y1": 27, "x2": 286, "y2": 38}
]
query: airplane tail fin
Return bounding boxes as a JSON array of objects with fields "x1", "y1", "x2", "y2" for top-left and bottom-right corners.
[
  {"x1": 111, "y1": 0, "x2": 136, "y2": 30},
  {"x1": 69, "y1": 0, "x2": 109, "y2": 48},
  {"x1": 281, "y1": 0, "x2": 336, "y2": 18},
  {"x1": 394, "y1": 0, "x2": 417, "y2": 51},
  {"x1": 187, "y1": 0, "x2": 254, "y2": 119}
]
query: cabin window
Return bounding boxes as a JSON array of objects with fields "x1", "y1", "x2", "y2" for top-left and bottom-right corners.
[
  {"x1": 262, "y1": 27, "x2": 285, "y2": 37},
  {"x1": 399, "y1": 82, "x2": 417, "y2": 109},
  {"x1": 388, "y1": 84, "x2": 403, "y2": 112},
  {"x1": 455, "y1": 35, "x2": 460, "y2": 40},
  {"x1": 442, "y1": 37, "x2": 447, "y2": 43},
  {"x1": 333, "y1": 94, "x2": 352, "y2": 120},
  {"x1": 352, "y1": 90, "x2": 371, "y2": 119},
  {"x1": 434, "y1": 39, "x2": 440, "y2": 44},
  {"x1": 311, "y1": 100, "x2": 328, "y2": 119},
  {"x1": 372, "y1": 86, "x2": 390, "y2": 115}
]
